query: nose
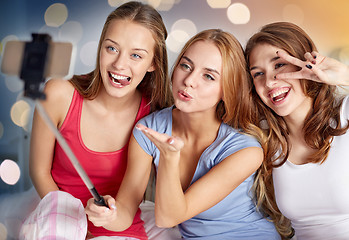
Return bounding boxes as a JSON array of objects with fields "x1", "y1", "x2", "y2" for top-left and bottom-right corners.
[
  {"x1": 265, "y1": 72, "x2": 277, "y2": 88},
  {"x1": 112, "y1": 53, "x2": 128, "y2": 70},
  {"x1": 183, "y1": 71, "x2": 198, "y2": 88}
]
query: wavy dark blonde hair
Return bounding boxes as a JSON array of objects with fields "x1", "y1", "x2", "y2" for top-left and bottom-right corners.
[
  {"x1": 171, "y1": 29, "x2": 262, "y2": 136},
  {"x1": 69, "y1": 1, "x2": 172, "y2": 111},
  {"x1": 245, "y1": 22, "x2": 349, "y2": 238}
]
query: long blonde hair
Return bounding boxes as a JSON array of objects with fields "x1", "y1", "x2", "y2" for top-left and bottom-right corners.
[
  {"x1": 171, "y1": 29, "x2": 262, "y2": 138},
  {"x1": 70, "y1": 1, "x2": 172, "y2": 111},
  {"x1": 245, "y1": 21, "x2": 349, "y2": 238}
]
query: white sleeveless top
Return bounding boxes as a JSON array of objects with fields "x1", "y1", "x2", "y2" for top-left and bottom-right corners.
[{"x1": 273, "y1": 96, "x2": 349, "y2": 240}]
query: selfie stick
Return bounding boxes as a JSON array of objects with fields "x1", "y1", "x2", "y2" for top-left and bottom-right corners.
[{"x1": 20, "y1": 33, "x2": 107, "y2": 207}]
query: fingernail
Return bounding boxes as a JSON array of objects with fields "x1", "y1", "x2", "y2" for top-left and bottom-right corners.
[
  {"x1": 311, "y1": 60, "x2": 316, "y2": 65},
  {"x1": 276, "y1": 51, "x2": 278, "y2": 54},
  {"x1": 273, "y1": 75, "x2": 276, "y2": 80},
  {"x1": 105, "y1": 208, "x2": 110, "y2": 212},
  {"x1": 169, "y1": 139, "x2": 174, "y2": 144},
  {"x1": 305, "y1": 64, "x2": 312, "y2": 69},
  {"x1": 111, "y1": 204, "x2": 116, "y2": 210},
  {"x1": 313, "y1": 55, "x2": 317, "y2": 59}
]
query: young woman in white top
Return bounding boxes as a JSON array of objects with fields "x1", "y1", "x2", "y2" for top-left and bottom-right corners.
[{"x1": 244, "y1": 21, "x2": 349, "y2": 240}]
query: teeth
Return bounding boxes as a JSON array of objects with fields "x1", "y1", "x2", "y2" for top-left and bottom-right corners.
[
  {"x1": 270, "y1": 88, "x2": 289, "y2": 99},
  {"x1": 110, "y1": 72, "x2": 130, "y2": 81}
]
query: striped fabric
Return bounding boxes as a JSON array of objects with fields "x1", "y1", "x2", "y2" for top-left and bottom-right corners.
[{"x1": 19, "y1": 190, "x2": 181, "y2": 240}]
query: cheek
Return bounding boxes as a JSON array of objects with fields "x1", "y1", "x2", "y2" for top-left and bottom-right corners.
[
  {"x1": 202, "y1": 86, "x2": 222, "y2": 102},
  {"x1": 99, "y1": 52, "x2": 109, "y2": 69},
  {"x1": 171, "y1": 70, "x2": 183, "y2": 86},
  {"x1": 253, "y1": 81, "x2": 264, "y2": 96}
]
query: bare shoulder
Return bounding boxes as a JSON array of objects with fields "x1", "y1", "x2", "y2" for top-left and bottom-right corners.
[
  {"x1": 44, "y1": 78, "x2": 74, "y2": 97},
  {"x1": 41, "y1": 78, "x2": 75, "y2": 126}
]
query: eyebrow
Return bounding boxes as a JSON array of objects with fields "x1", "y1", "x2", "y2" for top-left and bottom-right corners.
[
  {"x1": 105, "y1": 38, "x2": 149, "y2": 54},
  {"x1": 182, "y1": 56, "x2": 220, "y2": 75},
  {"x1": 249, "y1": 56, "x2": 280, "y2": 71}
]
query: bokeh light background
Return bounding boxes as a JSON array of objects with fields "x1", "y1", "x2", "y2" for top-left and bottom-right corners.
[{"x1": 1, "y1": 0, "x2": 349, "y2": 193}]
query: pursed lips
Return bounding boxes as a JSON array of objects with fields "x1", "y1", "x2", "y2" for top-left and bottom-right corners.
[{"x1": 178, "y1": 89, "x2": 193, "y2": 100}]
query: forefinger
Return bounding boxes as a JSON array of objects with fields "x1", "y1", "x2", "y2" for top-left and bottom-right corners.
[
  {"x1": 276, "y1": 71, "x2": 306, "y2": 80},
  {"x1": 277, "y1": 50, "x2": 304, "y2": 67}
]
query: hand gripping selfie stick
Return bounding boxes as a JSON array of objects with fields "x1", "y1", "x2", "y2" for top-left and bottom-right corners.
[{"x1": 2, "y1": 33, "x2": 107, "y2": 207}]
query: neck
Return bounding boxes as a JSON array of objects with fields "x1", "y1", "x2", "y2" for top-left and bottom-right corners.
[
  {"x1": 172, "y1": 108, "x2": 221, "y2": 140},
  {"x1": 96, "y1": 87, "x2": 141, "y2": 112},
  {"x1": 283, "y1": 97, "x2": 313, "y2": 138}
]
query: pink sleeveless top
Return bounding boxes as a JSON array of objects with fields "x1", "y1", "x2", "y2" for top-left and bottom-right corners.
[{"x1": 51, "y1": 89, "x2": 150, "y2": 239}]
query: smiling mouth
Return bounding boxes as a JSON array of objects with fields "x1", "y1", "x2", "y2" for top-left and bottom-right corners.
[
  {"x1": 269, "y1": 88, "x2": 290, "y2": 103},
  {"x1": 109, "y1": 72, "x2": 131, "y2": 86}
]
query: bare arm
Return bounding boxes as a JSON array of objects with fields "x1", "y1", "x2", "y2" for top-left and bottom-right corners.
[
  {"x1": 136, "y1": 124, "x2": 263, "y2": 228},
  {"x1": 85, "y1": 135, "x2": 153, "y2": 231},
  {"x1": 29, "y1": 79, "x2": 74, "y2": 198}
]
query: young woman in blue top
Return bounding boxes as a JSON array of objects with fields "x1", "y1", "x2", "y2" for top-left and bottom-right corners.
[{"x1": 131, "y1": 29, "x2": 281, "y2": 239}]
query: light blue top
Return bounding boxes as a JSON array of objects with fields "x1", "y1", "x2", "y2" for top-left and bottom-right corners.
[{"x1": 133, "y1": 106, "x2": 280, "y2": 240}]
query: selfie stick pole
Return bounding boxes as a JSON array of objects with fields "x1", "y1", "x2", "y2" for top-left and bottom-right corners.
[
  {"x1": 22, "y1": 33, "x2": 107, "y2": 207},
  {"x1": 34, "y1": 101, "x2": 107, "y2": 206}
]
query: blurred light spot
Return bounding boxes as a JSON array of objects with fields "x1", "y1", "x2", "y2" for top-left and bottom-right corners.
[
  {"x1": 171, "y1": 19, "x2": 197, "y2": 38},
  {"x1": 0, "y1": 122, "x2": 4, "y2": 140},
  {"x1": 45, "y1": 3, "x2": 68, "y2": 27},
  {"x1": 166, "y1": 29, "x2": 189, "y2": 53},
  {"x1": 207, "y1": 0, "x2": 231, "y2": 8},
  {"x1": 5, "y1": 75, "x2": 23, "y2": 93},
  {"x1": 259, "y1": 119, "x2": 269, "y2": 130},
  {"x1": 16, "y1": 92, "x2": 25, "y2": 102},
  {"x1": 0, "y1": 223, "x2": 7, "y2": 240},
  {"x1": 108, "y1": 0, "x2": 129, "y2": 7},
  {"x1": 282, "y1": 4, "x2": 304, "y2": 25},
  {"x1": 10, "y1": 100, "x2": 30, "y2": 128},
  {"x1": 227, "y1": 3, "x2": 250, "y2": 24},
  {"x1": 108, "y1": 0, "x2": 120, "y2": 7},
  {"x1": 148, "y1": 0, "x2": 162, "y2": 9},
  {"x1": 167, "y1": 18, "x2": 196, "y2": 53},
  {"x1": 156, "y1": 0, "x2": 176, "y2": 11},
  {"x1": 39, "y1": 25, "x2": 59, "y2": 40},
  {"x1": 0, "y1": 42, "x2": 2, "y2": 55},
  {"x1": 80, "y1": 41, "x2": 98, "y2": 67},
  {"x1": 21, "y1": 108, "x2": 31, "y2": 132},
  {"x1": 0, "y1": 159, "x2": 21, "y2": 185},
  {"x1": 59, "y1": 21, "x2": 83, "y2": 44}
]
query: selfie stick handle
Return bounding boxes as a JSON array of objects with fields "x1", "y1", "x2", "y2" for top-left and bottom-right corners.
[{"x1": 35, "y1": 100, "x2": 108, "y2": 207}]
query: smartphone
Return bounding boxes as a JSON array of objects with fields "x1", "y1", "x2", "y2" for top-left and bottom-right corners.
[{"x1": 1, "y1": 35, "x2": 73, "y2": 78}]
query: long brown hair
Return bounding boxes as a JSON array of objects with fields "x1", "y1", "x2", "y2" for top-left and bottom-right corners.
[
  {"x1": 245, "y1": 21, "x2": 349, "y2": 238},
  {"x1": 69, "y1": 1, "x2": 172, "y2": 111}
]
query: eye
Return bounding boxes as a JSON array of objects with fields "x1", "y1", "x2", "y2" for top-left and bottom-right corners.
[
  {"x1": 179, "y1": 63, "x2": 191, "y2": 71},
  {"x1": 107, "y1": 46, "x2": 117, "y2": 53},
  {"x1": 252, "y1": 71, "x2": 264, "y2": 79},
  {"x1": 131, "y1": 53, "x2": 141, "y2": 59},
  {"x1": 275, "y1": 63, "x2": 286, "y2": 69},
  {"x1": 204, "y1": 73, "x2": 215, "y2": 81}
]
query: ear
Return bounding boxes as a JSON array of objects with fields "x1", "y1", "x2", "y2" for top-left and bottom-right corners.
[{"x1": 147, "y1": 63, "x2": 155, "y2": 72}]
